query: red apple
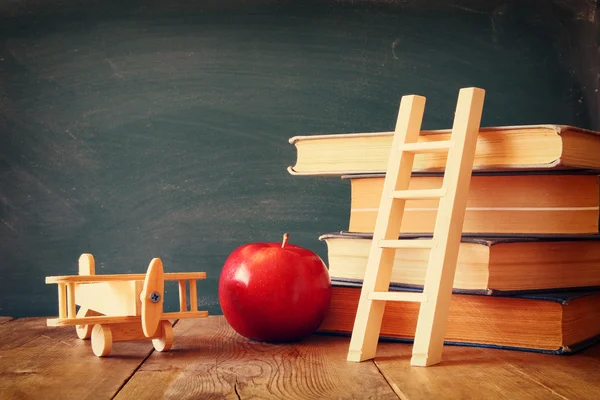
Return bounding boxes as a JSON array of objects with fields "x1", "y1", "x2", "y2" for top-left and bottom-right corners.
[{"x1": 218, "y1": 233, "x2": 332, "y2": 342}]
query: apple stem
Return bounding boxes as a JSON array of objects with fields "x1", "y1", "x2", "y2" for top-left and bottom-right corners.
[{"x1": 282, "y1": 233, "x2": 289, "y2": 248}]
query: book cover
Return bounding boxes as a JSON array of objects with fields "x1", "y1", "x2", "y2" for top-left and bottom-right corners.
[
  {"x1": 344, "y1": 172, "x2": 599, "y2": 234},
  {"x1": 318, "y1": 281, "x2": 600, "y2": 355},
  {"x1": 288, "y1": 124, "x2": 600, "y2": 175},
  {"x1": 320, "y1": 231, "x2": 600, "y2": 293}
]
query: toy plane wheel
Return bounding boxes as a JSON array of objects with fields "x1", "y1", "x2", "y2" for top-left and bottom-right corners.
[
  {"x1": 75, "y1": 307, "x2": 99, "y2": 339},
  {"x1": 91, "y1": 324, "x2": 112, "y2": 357},
  {"x1": 76, "y1": 324, "x2": 93, "y2": 340},
  {"x1": 152, "y1": 320, "x2": 174, "y2": 352},
  {"x1": 141, "y1": 258, "x2": 165, "y2": 338}
]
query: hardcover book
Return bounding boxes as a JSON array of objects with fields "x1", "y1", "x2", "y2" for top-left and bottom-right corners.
[
  {"x1": 344, "y1": 172, "x2": 599, "y2": 234},
  {"x1": 318, "y1": 281, "x2": 600, "y2": 354},
  {"x1": 319, "y1": 231, "x2": 600, "y2": 293},
  {"x1": 288, "y1": 125, "x2": 600, "y2": 175}
]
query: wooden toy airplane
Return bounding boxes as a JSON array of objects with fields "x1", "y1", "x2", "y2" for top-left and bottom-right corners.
[{"x1": 45, "y1": 253, "x2": 208, "y2": 357}]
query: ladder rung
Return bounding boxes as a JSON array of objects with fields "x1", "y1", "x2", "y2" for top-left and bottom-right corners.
[
  {"x1": 379, "y1": 239, "x2": 437, "y2": 249},
  {"x1": 368, "y1": 291, "x2": 428, "y2": 303},
  {"x1": 390, "y1": 188, "x2": 446, "y2": 199},
  {"x1": 401, "y1": 140, "x2": 453, "y2": 153}
]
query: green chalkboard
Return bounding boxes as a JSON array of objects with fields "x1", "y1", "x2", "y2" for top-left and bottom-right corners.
[{"x1": 0, "y1": 0, "x2": 597, "y2": 317}]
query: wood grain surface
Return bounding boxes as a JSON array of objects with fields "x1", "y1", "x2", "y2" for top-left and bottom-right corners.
[
  {"x1": 114, "y1": 316, "x2": 397, "y2": 400},
  {"x1": 374, "y1": 340, "x2": 600, "y2": 400},
  {"x1": 0, "y1": 317, "x2": 13, "y2": 325},
  {"x1": 0, "y1": 318, "x2": 153, "y2": 399},
  {"x1": 1, "y1": 316, "x2": 599, "y2": 399}
]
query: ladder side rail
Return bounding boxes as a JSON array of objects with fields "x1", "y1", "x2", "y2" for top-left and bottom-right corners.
[
  {"x1": 410, "y1": 87, "x2": 485, "y2": 366},
  {"x1": 347, "y1": 94, "x2": 427, "y2": 362}
]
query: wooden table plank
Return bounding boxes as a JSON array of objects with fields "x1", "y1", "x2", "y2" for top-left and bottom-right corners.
[
  {"x1": 0, "y1": 317, "x2": 13, "y2": 325},
  {"x1": 114, "y1": 316, "x2": 398, "y2": 400},
  {"x1": 0, "y1": 317, "x2": 154, "y2": 400},
  {"x1": 480, "y1": 345, "x2": 600, "y2": 400},
  {"x1": 3, "y1": 315, "x2": 598, "y2": 399},
  {"x1": 374, "y1": 342, "x2": 600, "y2": 400}
]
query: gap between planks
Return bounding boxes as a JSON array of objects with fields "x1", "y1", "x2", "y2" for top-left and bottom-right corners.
[
  {"x1": 233, "y1": 376, "x2": 242, "y2": 400},
  {"x1": 112, "y1": 317, "x2": 400, "y2": 399},
  {"x1": 111, "y1": 319, "x2": 181, "y2": 400},
  {"x1": 374, "y1": 360, "x2": 405, "y2": 399},
  {"x1": 1, "y1": 316, "x2": 157, "y2": 399},
  {"x1": 507, "y1": 367, "x2": 570, "y2": 400},
  {"x1": 373, "y1": 343, "x2": 600, "y2": 400}
]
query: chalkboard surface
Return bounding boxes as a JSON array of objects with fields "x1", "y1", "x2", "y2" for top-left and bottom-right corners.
[{"x1": 1, "y1": 0, "x2": 598, "y2": 317}]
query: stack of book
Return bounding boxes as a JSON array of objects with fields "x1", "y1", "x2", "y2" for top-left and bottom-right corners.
[{"x1": 289, "y1": 124, "x2": 600, "y2": 354}]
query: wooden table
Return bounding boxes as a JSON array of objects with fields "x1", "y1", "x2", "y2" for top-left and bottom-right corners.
[{"x1": 1, "y1": 315, "x2": 599, "y2": 399}]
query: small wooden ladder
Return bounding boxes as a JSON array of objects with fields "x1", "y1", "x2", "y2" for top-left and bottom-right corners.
[{"x1": 346, "y1": 87, "x2": 486, "y2": 367}]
